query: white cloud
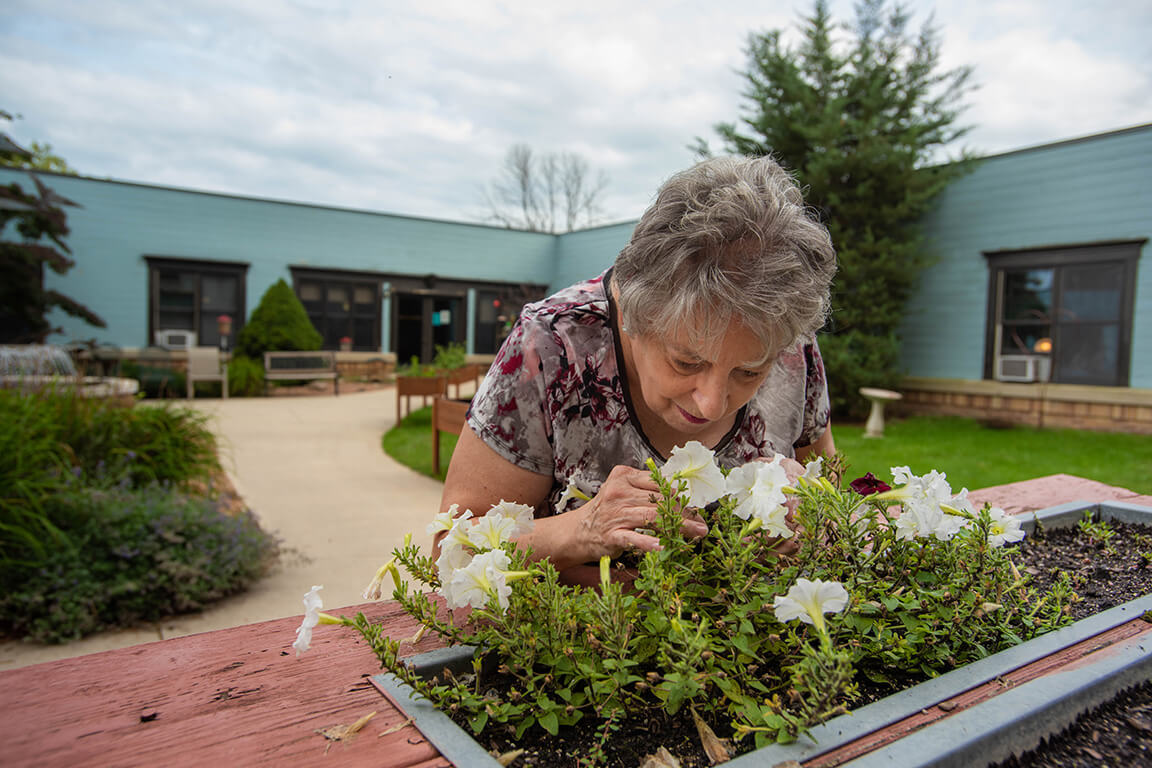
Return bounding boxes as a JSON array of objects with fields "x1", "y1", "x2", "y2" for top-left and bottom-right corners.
[{"x1": 2, "y1": 0, "x2": 1149, "y2": 223}]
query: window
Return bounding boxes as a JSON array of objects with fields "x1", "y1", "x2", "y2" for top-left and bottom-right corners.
[
  {"x1": 985, "y1": 242, "x2": 1141, "y2": 386},
  {"x1": 146, "y1": 257, "x2": 247, "y2": 347},
  {"x1": 292, "y1": 269, "x2": 382, "y2": 351}
]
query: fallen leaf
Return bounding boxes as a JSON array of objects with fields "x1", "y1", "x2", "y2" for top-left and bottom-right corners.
[
  {"x1": 377, "y1": 717, "x2": 414, "y2": 737},
  {"x1": 315, "y1": 710, "x2": 377, "y2": 753},
  {"x1": 771, "y1": 762, "x2": 802, "y2": 768},
  {"x1": 639, "y1": 746, "x2": 682, "y2": 768},
  {"x1": 691, "y1": 707, "x2": 732, "y2": 763},
  {"x1": 937, "y1": 700, "x2": 958, "y2": 712},
  {"x1": 496, "y1": 748, "x2": 525, "y2": 766}
]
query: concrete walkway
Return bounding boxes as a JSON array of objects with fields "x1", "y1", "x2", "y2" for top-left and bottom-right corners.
[{"x1": 0, "y1": 384, "x2": 451, "y2": 671}]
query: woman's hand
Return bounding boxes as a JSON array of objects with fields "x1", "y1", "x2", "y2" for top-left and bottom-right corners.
[{"x1": 565, "y1": 464, "x2": 708, "y2": 562}]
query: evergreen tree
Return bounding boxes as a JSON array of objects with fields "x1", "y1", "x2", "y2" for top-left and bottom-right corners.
[
  {"x1": 701, "y1": 0, "x2": 975, "y2": 418},
  {"x1": 234, "y1": 279, "x2": 323, "y2": 359},
  {"x1": 0, "y1": 115, "x2": 103, "y2": 343}
]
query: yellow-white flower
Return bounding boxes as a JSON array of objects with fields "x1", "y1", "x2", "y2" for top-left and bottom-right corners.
[
  {"x1": 662, "y1": 441, "x2": 726, "y2": 507},
  {"x1": 772, "y1": 578, "x2": 849, "y2": 631},
  {"x1": 468, "y1": 512, "x2": 518, "y2": 550},
  {"x1": 987, "y1": 507, "x2": 1025, "y2": 547},
  {"x1": 426, "y1": 503, "x2": 472, "y2": 536},
  {"x1": 446, "y1": 549, "x2": 515, "y2": 611},
  {"x1": 556, "y1": 477, "x2": 592, "y2": 512},
  {"x1": 437, "y1": 514, "x2": 477, "y2": 580},
  {"x1": 489, "y1": 499, "x2": 536, "y2": 535},
  {"x1": 726, "y1": 456, "x2": 793, "y2": 538},
  {"x1": 801, "y1": 455, "x2": 824, "y2": 481}
]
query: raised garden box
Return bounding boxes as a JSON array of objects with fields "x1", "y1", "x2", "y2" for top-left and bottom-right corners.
[{"x1": 371, "y1": 500, "x2": 1152, "y2": 768}]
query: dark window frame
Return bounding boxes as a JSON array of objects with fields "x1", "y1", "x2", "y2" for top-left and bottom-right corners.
[
  {"x1": 983, "y1": 241, "x2": 1143, "y2": 386},
  {"x1": 144, "y1": 256, "x2": 248, "y2": 348},
  {"x1": 290, "y1": 266, "x2": 384, "y2": 352}
]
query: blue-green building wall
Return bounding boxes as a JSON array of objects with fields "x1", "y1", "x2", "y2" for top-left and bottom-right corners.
[{"x1": 900, "y1": 125, "x2": 1151, "y2": 387}]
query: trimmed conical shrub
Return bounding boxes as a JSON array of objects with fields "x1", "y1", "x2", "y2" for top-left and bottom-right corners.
[{"x1": 235, "y1": 279, "x2": 322, "y2": 359}]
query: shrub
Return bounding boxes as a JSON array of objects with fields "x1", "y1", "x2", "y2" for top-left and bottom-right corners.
[
  {"x1": 432, "y1": 342, "x2": 468, "y2": 370},
  {"x1": 227, "y1": 354, "x2": 264, "y2": 397},
  {"x1": 120, "y1": 361, "x2": 186, "y2": 399},
  {"x1": 0, "y1": 388, "x2": 221, "y2": 573},
  {"x1": 0, "y1": 483, "x2": 278, "y2": 643},
  {"x1": 235, "y1": 279, "x2": 322, "y2": 359},
  {"x1": 818, "y1": 331, "x2": 903, "y2": 421}
]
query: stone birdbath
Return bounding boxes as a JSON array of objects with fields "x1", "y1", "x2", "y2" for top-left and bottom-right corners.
[{"x1": 860, "y1": 386, "x2": 903, "y2": 438}]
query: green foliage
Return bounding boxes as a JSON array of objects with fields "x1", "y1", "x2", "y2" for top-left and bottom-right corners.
[
  {"x1": 1, "y1": 112, "x2": 103, "y2": 342},
  {"x1": 701, "y1": 0, "x2": 976, "y2": 418},
  {"x1": 119, "y1": 361, "x2": 186, "y2": 399},
  {"x1": 235, "y1": 279, "x2": 322, "y2": 359},
  {"x1": 433, "y1": 342, "x2": 468, "y2": 370},
  {"x1": 350, "y1": 455, "x2": 1069, "y2": 752},
  {"x1": 0, "y1": 387, "x2": 276, "y2": 642},
  {"x1": 0, "y1": 387, "x2": 221, "y2": 571},
  {"x1": 817, "y1": 333, "x2": 902, "y2": 420},
  {"x1": 0, "y1": 484, "x2": 276, "y2": 643},
  {"x1": 381, "y1": 405, "x2": 460, "y2": 481},
  {"x1": 227, "y1": 354, "x2": 265, "y2": 397}
]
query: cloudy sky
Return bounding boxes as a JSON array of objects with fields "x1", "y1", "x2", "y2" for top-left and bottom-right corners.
[{"x1": 2, "y1": 0, "x2": 1150, "y2": 226}]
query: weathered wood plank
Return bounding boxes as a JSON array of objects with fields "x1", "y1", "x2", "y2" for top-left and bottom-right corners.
[{"x1": 0, "y1": 601, "x2": 449, "y2": 768}]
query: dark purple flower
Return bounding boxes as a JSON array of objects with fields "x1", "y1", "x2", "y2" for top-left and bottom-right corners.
[{"x1": 850, "y1": 473, "x2": 891, "y2": 496}]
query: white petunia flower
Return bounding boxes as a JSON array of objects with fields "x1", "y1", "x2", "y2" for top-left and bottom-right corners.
[
  {"x1": 773, "y1": 578, "x2": 849, "y2": 630},
  {"x1": 883, "y1": 468, "x2": 957, "y2": 540},
  {"x1": 468, "y1": 512, "x2": 518, "y2": 550},
  {"x1": 987, "y1": 507, "x2": 1025, "y2": 547},
  {"x1": 427, "y1": 504, "x2": 472, "y2": 536},
  {"x1": 661, "y1": 441, "x2": 727, "y2": 507},
  {"x1": 556, "y1": 477, "x2": 592, "y2": 512},
  {"x1": 293, "y1": 585, "x2": 324, "y2": 656},
  {"x1": 801, "y1": 456, "x2": 824, "y2": 482},
  {"x1": 489, "y1": 499, "x2": 536, "y2": 535},
  {"x1": 437, "y1": 514, "x2": 477, "y2": 579},
  {"x1": 446, "y1": 549, "x2": 514, "y2": 612},
  {"x1": 726, "y1": 456, "x2": 793, "y2": 538}
]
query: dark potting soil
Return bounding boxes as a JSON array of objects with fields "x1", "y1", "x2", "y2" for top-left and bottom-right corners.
[{"x1": 461, "y1": 520, "x2": 1152, "y2": 768}]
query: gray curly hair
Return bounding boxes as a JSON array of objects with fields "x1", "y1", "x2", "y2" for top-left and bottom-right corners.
[{"x1": 613, "y1": 155, "x2": 836, "y2": 358}]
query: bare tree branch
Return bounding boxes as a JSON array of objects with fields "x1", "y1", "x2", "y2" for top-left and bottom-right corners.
[{"x1": 483, "y1": 144, "x2": 609, "y2": 232}]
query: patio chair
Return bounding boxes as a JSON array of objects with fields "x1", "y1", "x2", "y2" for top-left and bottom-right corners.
[{"x1": 186, "y1": 347, "x2": 228, "y2": 399}]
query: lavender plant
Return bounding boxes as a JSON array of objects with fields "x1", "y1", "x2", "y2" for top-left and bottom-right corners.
[{"x1": 296, "y1": 444, "x2": 1073, "y2": 752}]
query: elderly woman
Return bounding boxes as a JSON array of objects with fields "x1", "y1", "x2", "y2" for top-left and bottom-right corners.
[{"x1": 440, "y1": 155, "x2": 837, "y2": 583}]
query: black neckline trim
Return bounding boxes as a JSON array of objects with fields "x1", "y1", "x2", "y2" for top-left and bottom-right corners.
[{"x1": 604, "y1": 268, "x2": 745, "y2": 463}]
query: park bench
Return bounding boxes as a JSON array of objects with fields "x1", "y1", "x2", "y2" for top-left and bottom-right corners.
[{"x1": 263, "y1": 350, "x2": 340, "y2": 395}]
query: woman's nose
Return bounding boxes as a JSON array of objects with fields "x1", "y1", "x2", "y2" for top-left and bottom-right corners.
[{"x1": 692, "y1": 374, "x2": 728, "y2": 420}]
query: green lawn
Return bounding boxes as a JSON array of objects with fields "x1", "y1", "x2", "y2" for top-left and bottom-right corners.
[
  {"x1": 382, "y1": 406, "x2": 460, "y2": 481},
  {"x1": 384, "y1": 409, "x2": 1151, "y2": 495},
  {"x1": 835, "y1": 415, "x2": 1151, "y2": 495}
]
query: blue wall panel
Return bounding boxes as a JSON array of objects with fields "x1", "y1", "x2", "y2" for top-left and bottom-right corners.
[{"x1": 0, "y1": 171, "x2": 557, "y2": 348}]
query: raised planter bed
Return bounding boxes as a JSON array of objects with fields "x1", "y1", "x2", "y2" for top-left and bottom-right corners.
[{"x1": 370, "y1": 500, "x2": 1152, "y2": 768}]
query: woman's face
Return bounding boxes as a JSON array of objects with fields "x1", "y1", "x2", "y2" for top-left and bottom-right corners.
[{"x1": 626, "y1": 318, "x2": 774, "y2": 437}]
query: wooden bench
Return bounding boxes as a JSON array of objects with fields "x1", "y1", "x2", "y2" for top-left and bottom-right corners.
[
  {"x1": 431, "y1": 396, "x2": 470, "y2": 475},
  {"x1": 395, "y1": 375, "x2": 445, "y2": 420},
  {"x1": 263, "y1": 351, "x2": 340, "y2": 395}
]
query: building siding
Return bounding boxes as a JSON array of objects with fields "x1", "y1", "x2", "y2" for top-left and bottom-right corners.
[
  {"x1": 900, "y1": 126, "x2": 1151, "y2": 387},
  {"x1": 4, "y1": 125, "x2": 1148, "y2": 389}
]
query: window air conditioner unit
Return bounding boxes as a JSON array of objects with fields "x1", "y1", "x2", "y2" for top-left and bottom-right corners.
[
  {"x1": 996, "y1": 354, "x2": 1050, "y2": 383},
  {"x1": 154, "y1": 329, "x2": 197, "y2": 350}
]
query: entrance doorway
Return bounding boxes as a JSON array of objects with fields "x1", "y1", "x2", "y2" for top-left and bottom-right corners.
[{"x1": 394, "y1": 293, "x2": 464, "y2": 364}]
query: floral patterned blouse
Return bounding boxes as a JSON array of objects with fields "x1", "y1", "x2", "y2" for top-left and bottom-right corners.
[{"x1": 467, "y1": 269, "x2": 830, "y2": 515}]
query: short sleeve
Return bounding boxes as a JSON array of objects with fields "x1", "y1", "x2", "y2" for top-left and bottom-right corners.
[{"x1": 466, "y1": 312, "x2": 555, "y2": 476}]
